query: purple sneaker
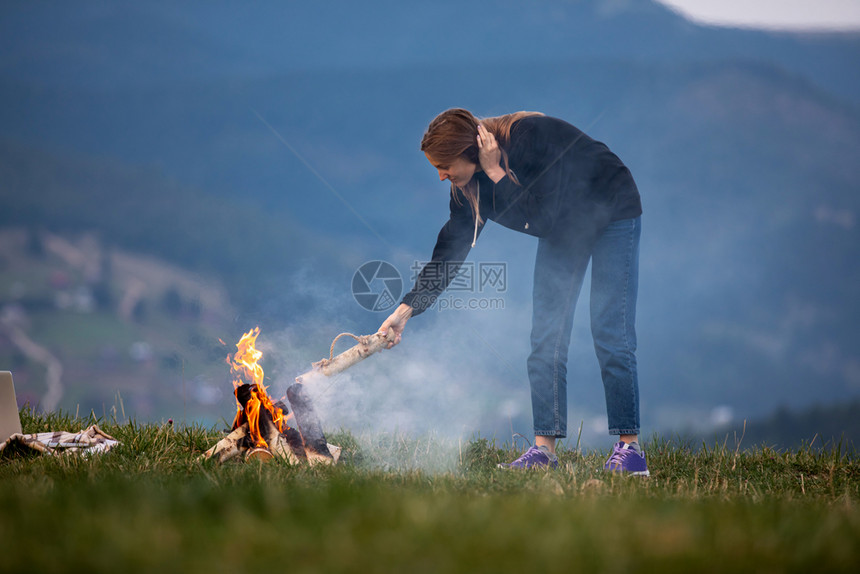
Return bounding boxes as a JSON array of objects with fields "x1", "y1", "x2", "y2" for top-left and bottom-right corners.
[
  {"x1": 498, "y1": 445, "x2": 559, "y2": 470},
  {"x1": 604, "y1": 441, "x2": 650, "y2": 476}
]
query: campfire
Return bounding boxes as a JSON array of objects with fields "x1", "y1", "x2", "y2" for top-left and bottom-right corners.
[
  {"x1": 203, "y1": 327, "x2": 340, "y2": 465},
  {"x1": 203, "y1": 327, "x2": 394, "y2": 465}
]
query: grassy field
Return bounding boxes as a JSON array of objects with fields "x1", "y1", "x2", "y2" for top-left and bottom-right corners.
[{"x1": 1, "y1": 408, "x2": 858, "y2": 573}]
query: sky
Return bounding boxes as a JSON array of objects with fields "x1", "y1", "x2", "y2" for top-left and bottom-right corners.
[{"x1": 655, "y1": 0, "x2": 860, "y2": 31}]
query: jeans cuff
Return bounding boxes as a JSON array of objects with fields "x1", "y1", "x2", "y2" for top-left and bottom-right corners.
[
  {"x1": 609, "y1": 429, "x2": 640, "y2": 436},
  {"x1": 534, "y1": 430, "x2": 565, "y2": 438}
]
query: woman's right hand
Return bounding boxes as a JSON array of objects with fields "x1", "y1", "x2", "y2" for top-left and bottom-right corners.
[
  {"x1": 477, "y1": 124, "x2": 505, "y2": 183},
  {"x1": 379, "y1": 303, "x2": 414, "y2": 349}
]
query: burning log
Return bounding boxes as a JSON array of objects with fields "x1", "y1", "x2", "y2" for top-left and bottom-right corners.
[
  {"x1": 274, "y1": 399, "x2": 308, "y2": 460},
  {"x1": 286, "y1": 383, "x2": 333, "y2": 464},
  {"x1": 295, "y1": 331, "x2": 394, "y2": 383},
  {"x1": 202, "y1": 384, "x2": 303, "y2": 465},
  {"x1": 235, "y1": 384, "x2": 306, "y2": 462},
  {"x1": 202, "y1": 424, "x2": 247, "y2": 463},
  {"x1": 201, "y1": 382, "x2": 344, "y2": 465},
  {"x1": 201, "y1": 390, "x2": 342, "y2": 465},
  {"x1": 202, "y1": 328, "x2": 342, "y2": 466},
  {"x1": 202, "y1": 422, "x2": 342, "y2": 465},
  {"x1": 204, "y1": 328, "x2": 392, "y2": 465}
]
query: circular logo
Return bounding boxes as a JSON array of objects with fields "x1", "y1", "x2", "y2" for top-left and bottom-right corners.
[{"x1": 351, "y1": 261, "x2": 403, "y2": 312}]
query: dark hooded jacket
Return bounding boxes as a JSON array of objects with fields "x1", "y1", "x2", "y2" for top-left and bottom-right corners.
[{"x1": 401, "y1": 115, "x2": 642, "y2": 315}]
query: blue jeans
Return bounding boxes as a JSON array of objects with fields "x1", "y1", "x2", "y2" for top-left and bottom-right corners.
[{"x1": 528, "y1": 216, "x2": 641, "y2": 438}]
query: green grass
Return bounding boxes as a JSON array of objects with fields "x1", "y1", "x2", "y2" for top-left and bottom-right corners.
[{"x1": 1, "y1": 408, "x2": 858, "y2": 573}]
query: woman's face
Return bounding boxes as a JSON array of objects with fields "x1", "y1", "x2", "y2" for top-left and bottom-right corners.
[{"x1": 425, "y1": 153, "x2": 478, "y2": 188}]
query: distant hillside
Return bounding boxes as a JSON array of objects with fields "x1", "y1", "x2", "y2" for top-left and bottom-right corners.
[
  {"x1": 1, "y1": 1, "x2": 858, "y2": 103},
  {"x1": 706, "y1": 400, "x2": 860, "y2": 452},
  {"x1": 0, "y1": 225, "x2": 233, "y2": 421},
  {"x1": 0, "y1": 142, "x2": 364, "y2": 320}
]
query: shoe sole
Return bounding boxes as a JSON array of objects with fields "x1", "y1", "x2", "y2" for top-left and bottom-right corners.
[{"x1": 604, "y1": 467, "x2": 650, "y2": 477}]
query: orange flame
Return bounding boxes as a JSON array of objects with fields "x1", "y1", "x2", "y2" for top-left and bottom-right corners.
[{"x1": 227, "y1": 327, "x2": 291, "y2": 448}]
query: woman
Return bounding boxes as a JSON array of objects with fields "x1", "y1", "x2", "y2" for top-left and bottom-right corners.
[{"x1": 380, "y1": 108, "x2": 648, "y2": 475}]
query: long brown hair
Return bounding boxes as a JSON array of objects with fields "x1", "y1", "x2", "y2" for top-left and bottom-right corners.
[{"x1": 421, "y1": 108, "x2": 543, "y2": 225}]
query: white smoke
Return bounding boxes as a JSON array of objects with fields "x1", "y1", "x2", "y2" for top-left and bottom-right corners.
[
  {"x1": 247, "y1": 231, "x2": 625, "y2": 468},
  {"x1": 260, "y1": 311, "x2": 523, "y2": 471}
]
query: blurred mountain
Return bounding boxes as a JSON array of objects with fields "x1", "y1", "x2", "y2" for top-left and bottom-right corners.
[
  {"x1": 2, "y1": 1, "x2": 859, "y2": 103},
  {"x1": 1, "y1": 0, "x2": 859, "y2": 432},
  {"x1": 702, "y1": 400, "x2": 860, "y2": 452}
]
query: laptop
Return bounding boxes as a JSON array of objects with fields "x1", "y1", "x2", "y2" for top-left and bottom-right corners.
[{"x1": 0, "y1": 371, "x2": 22, "y2": 440}]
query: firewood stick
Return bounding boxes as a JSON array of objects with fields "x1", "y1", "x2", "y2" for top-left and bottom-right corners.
[
  {"x1": 295, "y1": 330, "x2": 395, "y2": 383},
  {"x1": 286, "y1": 383, "x2": 332, "y2": 459}
]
